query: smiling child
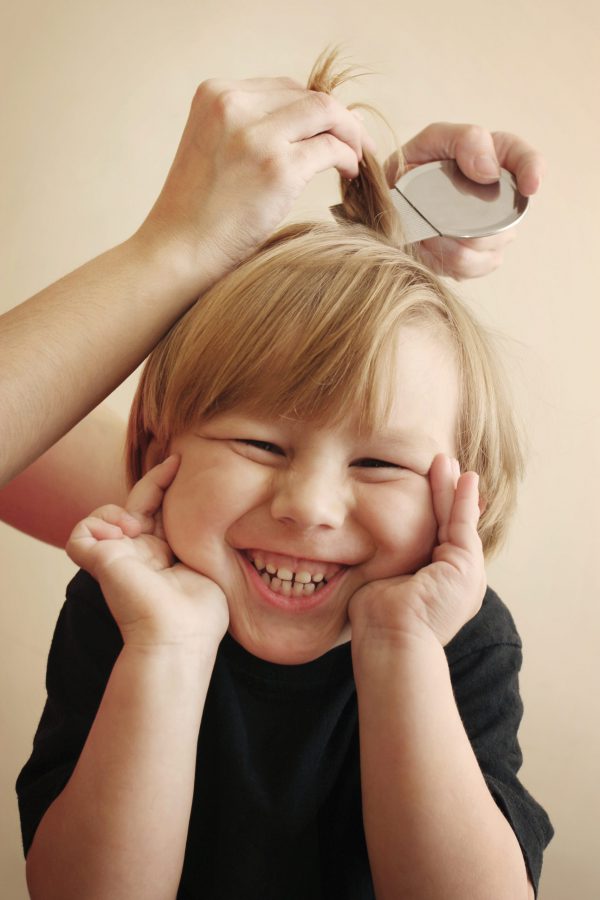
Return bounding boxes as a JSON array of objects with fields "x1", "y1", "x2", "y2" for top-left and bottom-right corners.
[{"x1": 17, "y1": 58, "x2": 553, "y2": 900}]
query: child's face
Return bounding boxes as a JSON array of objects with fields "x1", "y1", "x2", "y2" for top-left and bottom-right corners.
[{"x1": 161, "y1": 324, "x2": 459, "y2": 664}]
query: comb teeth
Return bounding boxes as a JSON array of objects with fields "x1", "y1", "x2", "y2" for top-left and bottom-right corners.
[
  {"x1": 329, "y1": 194, "x2": 439, "y2": 244},
  {"x1": 390, "y1": 188, "x2": 440, "y2": 243}
]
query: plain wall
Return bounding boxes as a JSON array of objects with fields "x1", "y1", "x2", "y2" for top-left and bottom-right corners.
[{"x1": 1, "y1": 0, "x2": 598, "y2": 897}]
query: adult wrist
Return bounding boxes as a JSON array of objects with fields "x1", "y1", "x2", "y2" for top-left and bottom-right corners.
[{"x1": 128, "y1": 218, "x2": 235, "y2": 304}]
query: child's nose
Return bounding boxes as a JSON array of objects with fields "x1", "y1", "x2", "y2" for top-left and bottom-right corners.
[{"x1": 270, "y1": 468, "x2": 348, "y2": 530}]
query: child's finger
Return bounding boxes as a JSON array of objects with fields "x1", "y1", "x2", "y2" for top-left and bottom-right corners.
[
  {"x1": 447, "y1": 472, "x2": 481, "y2": 552},
  {"x1": 73, "y1": 503, "x2": 141, "y2": 535},
  {"x1": 66, "y1": 516, "x2": 126, "y2": 569},
  {"x1": 69, "y1": 517, "x2": 124, "y2": 544},
  {"x1": 451, "y1": 457, "x2": 460, "y2": 487},
  {"x1": 125, "y1": 455, "x2": 181, "y2": 528},
  {"x1": 429, "y1": 454, "x2": 456, "y2": 544}
]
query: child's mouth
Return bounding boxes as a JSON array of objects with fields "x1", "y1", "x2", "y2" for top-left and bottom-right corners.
[
  {"x1": 239, "y1": 549, "x2": 348, "y2": 611},
  {"x1": 245, "y1": 550, "x2": 329, "y2": 598}
]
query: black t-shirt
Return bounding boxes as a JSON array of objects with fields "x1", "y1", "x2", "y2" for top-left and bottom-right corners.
[{"x1": 17, "y1": 570, "x2": 554, "y2": 898}]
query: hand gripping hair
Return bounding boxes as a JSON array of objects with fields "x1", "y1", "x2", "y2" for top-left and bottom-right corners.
[{"x1": 307, "y1": 48, "x2": 408, "y2": 247}]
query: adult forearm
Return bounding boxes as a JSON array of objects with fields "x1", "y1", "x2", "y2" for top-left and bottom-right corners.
[
  {"x1": 0, "y1": 231, "x2": 214, "y2": 488},
  {"x1": 353, "y1": 637, "x2": 530, "y2": 900},
  {"x1": 26, "y1": 641, "x2": 218, "y2": 900},
  {"x1": 0, "y1": 405, "x2": 128, "y2": 546},
  {"x1": 0, "y1": 73, "x2": 373, "y2": 491}
]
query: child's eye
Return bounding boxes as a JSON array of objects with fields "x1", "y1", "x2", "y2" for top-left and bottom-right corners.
[
  {"x1": 352, "y1": 458, "x2": 400, "y2": 469},
  {"x1": 236, "y1": 439, "x2": 284, "y2": 456}
]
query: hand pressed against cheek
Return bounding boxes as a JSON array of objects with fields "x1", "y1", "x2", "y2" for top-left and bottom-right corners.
[
  {"x1": 160, "y1": 446, "x2": 240, "y2": 586},
  {"x1": 356, "y1": 475, "x2": 439, "y2": 584}
]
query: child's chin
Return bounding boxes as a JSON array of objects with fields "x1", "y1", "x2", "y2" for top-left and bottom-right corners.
[{"x1": 228, "y1": 623, "x2": 347, "y2": 665}]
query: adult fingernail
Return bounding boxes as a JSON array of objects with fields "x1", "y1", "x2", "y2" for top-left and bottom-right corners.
[{"x1": 474, "y1": 154, "x2": 500, "y2": 180}]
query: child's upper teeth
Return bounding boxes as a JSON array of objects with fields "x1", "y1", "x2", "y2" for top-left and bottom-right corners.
[
  {"x1": 294, "y1": 571, "x2": 313, "y2": 584},
  {"x1": 275, "y1": 566, "x2": 316, "y2": 584},
  {"x1": 246, "y1": 549, "x2": 337, "y2": 583}
]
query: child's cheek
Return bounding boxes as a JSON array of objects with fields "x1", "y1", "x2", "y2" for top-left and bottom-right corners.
[
  {"x1": 361, "y1": 478, "x2": 438, "y2": 578},
  {"x1": 160, "y1": 466, "x2": 218, "y2": 560},
  {"x1": 161, "y1": 479, "x2": 194, "y2": 561}
]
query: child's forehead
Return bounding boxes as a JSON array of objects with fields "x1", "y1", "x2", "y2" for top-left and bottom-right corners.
[
  {"x1": 171, "y1": 319, "x2": 460, "y2": 455},
  {"x1": 193, "y1": 324, "x2": 458, "y2": 430}
]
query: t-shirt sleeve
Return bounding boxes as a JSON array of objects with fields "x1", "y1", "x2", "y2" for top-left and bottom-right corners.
[
  {"x1": 445, "y1": 587, "x2": 554, "y2": 896},
  {"x1": 16, "y1": 570, "x2": 122, "y2": 856}
]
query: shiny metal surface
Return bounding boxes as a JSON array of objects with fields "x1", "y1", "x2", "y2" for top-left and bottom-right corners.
[{"x1": 393, "y1": 159, "x2": 529, "y2": 241}]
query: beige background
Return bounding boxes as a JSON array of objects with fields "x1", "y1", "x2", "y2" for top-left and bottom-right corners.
[{"x1": 1, "y1": 0, "x2": 598, "y2": 897}]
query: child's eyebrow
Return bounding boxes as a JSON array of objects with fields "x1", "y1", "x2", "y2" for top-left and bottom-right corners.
[{"x1": 366, "y1": 430, "x2": 438, "y2": 451}]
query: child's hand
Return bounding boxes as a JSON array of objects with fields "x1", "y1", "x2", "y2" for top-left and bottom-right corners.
[
  {"x1": 384, "y1": 123, "x2": 545, "y2": 280},
  {"x1": 66, "y1": 456, "x2": 229, "y2": 650},
  {"x1": 349, "y1": 454, "x2": 486, "y2": 650}
]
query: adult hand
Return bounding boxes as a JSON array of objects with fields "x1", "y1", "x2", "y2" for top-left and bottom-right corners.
[
  {"x1": 0, "y1": 74, "x2": 375, "y2": 522},
  {"x1": 384, "y1": 123, "x2": 545, "y2": 279},
  {"x1": 348, "y1": 454, "x2": 486, "y2": 650},
  {"x1": 137, "y1": 77, "x2": 376, "y2": 291},
  {"x1": 66, "y1": 455, "x2": 229, "y2": 650}
]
